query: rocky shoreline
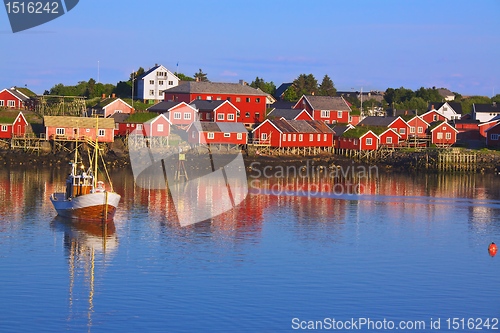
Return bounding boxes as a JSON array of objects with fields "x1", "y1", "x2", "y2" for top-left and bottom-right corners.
[{"x1": 1, "y1": 147, "x2": 500, "y2": 174}]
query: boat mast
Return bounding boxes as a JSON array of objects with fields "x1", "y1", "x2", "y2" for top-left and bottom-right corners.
[{"x1": 94, "y1": 117, "x2": 99, "y2": 188}]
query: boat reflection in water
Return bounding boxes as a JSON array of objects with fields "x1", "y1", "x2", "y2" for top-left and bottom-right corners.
[{"x1": 51, "y1": 216, "x2": 117, "y2": 331}]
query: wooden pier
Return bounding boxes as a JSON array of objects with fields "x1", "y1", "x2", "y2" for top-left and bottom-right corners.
[{"x1": 437, "y1": 149, "x2": 476, "y2": 172}]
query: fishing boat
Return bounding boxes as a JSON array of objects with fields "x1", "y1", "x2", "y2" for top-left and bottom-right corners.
[{"x1": 50, "y1": 129, "x2": 120, "y2": 221}]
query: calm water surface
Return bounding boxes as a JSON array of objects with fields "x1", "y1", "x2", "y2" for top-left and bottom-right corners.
[{"x1": 1, "y1": 166, "x2": 500, "y2": 332}]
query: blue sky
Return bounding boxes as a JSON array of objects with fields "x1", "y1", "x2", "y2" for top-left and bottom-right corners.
[{"x1": 1, "y1": 0, "x2": 499, "y2": 96}]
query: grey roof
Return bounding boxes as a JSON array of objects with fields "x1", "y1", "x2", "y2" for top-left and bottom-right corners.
[
  {"x1": 147, "y1": 101, "x2": 182, "y2": 113},
  {"x1": 109, "y1": 113, "x2": 130, "y2": 123},
  {"x1": 474, "y1": 103, "x2": 500, "y2": 113},
  {"x1": 271, "y1": 101, "x2": 295, "y2": 109},
  {"x1": 267, "y1": 119, "x2": 334, "y2": 134},
  {"x1": 267, "y1": 108, "x2": 305, "y2": 120},
  {"x1": 274, "y1": 83, "x2": 293, "y2": 99},
  {"x1": 286, "y1": 120, "x2": 315, "y2": 133},
  {"x1": 6, "y1": 88, "x2": 29, "y2": 101},
  {"x1": 358, "y1": 116, "x2": 399, "y2": 127},
  {"x1": 189, "y1": 100, "x2": 226, "y2": 111},
  {"x1": 331, "y1": 125, "x2": 352, "y2": 136},
  {"x1": 428, "y1": 102, "x2": 463, "y2": 114},
  {"x1": 216, "y1": 122, "x2": 247, "y2": 133},
  {"x1": 437, "y1": 88, "x2": 454, "y2": 97},
  {"x1": 137, "y1": 65, "x2": 161, "y2": 80},
  {"x1": 303, "y1": 95, "x2": 351, "y2": 111},
  {"x1": 163, "y1": 81, "x2": 267, "y2": 96}
]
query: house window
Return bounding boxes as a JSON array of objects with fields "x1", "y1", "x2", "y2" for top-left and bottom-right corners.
[
  {"x1": 418, "y1": 127, "x2": 423, "y2": 134},
  {"x1": 317, "y1": 134, "x2": 321, "y2": 141},
  {"x1": 245, "y1": 112, "x2": 250, "y2": 118},
  {"x1": 366, "y1": 138, "x2": 372, "y2": 145},
  {"x1": 149, "y1": 90, "x2": 155, "y2": 96},
  {"x1": 324, "y1": 134, "x2": 327, "y2": 141},
  {"x1": 299, "y1": 134, "x2": 303, "y2": 141},
  {"x1": 288, "y1": 134, "x2": 292, "y2": 141},
  {"x1": 8, "y1": 100, "x2": 15, "y2": 107},
  {"x1": 192, "y1": 131, "x2": 196, "y2": 139},
  {"x1": 168, "y1": 81, "x2": 173, "y2": 85},
  {"x1": 1, "y1": 125, "x2": 7, "y2": 132},
  {"x1": 386, "y1": 137, "x2": 392, "y2": 144},
  {"x1": 208, "y1": 132, "x2": 214, "y2": 139},
  {"x1": 137, "y1": 124, "x2": 143, "y2": 130},
  {"x1": 86, "y1": 128, "x2": 90, "y2": 132},
  {"x1": 217, "y1": 114, "x2": 224, "y2": 121},
  {"x1": 283, "y1": 134, "x2": 287, "y2": 141},
  {"x1": 410, "y1": 126, "x2": 415, "y2": 133},
  {"x1": 56, "y1": 128, "x2": 65, "y2": 135},
  {"x1": 261, "y1": 133, "x2": 268, "y2": 141},
  {"x1": 292, "y1": 134, "x2": 296, "y2": 141},
  {"x1": 492, "y1": 134, "x2": 499, "y2": 140},
  {"x1": 399, "y1": 128, "x2": 405, "y2": 135},
  {"x1": 158, "y1": 81, "x2": 164, "y2": 85},
  {"x1": 216, "y1": 96, "x2": 222, "y2": 100},
  {"x1": 237, "y1": 111, "x2": 241, "y2": 118},
  {"x1": 184, "y1": 113, "x2": 191, "y2": 120},
  {"x1": 237, "y1": 133, "x2": 242, "y2": 140},
  {"x1": 236, "y1": 97, "x2": 241, "y2": 102},
  {"x1": 98, "y1": 129, "x2": 105, "y2": 137},
  {"x1": 174, "y1": 112, "x2": 181, "y2": 119},
  {"x1": 255, "y1": 113, "x2": 260, "y2": 120},
  {"x1": 446, "y1": 132, "x2": 452, "y2": 140},
  {"x1": 227, "y1": 114, "x2": 235, "y2": 121},
  {"x1": 115, "y1": 123, "x2": 119, "y2": 130},
  {"x1": 337, "y1": 111, "x2": 342, "y2": 118},
  {"x1": 206, "y1": 96, "x2": 212, "y2": 100},
  {"x1": 437, "y1": 132, "x2": 443, "y2": 139},
  {"x1": 256, "y1": 98, "x2": 261, "y2": 103},
  {"x1": 321, "y1": 110, "x2": 330, "y2": 118},
  {"x1": 157, "y1": 124, "x2": 164, "y2": 132},
  {"x1": 0, "y1": 100, "x2": 4, "y2": 106},
  {"x1": 224, "y1": 133, "x2": 230, "y2": 138},
  {"x1": 197, "y1": 96, "x2": 202, "y2": 100},
  {"x1": 443, "y1": 107, "x2": 448, "y2": 111},
  {"x1": 149, "y1": 80, "x2": 154, "y2": 85},
  {"x1": 246, "y1": 97, "x2": 250, "y2": 102},
  {"x1": 433, "y1": 115, "x2": 438, "y2": 121},
  {"x1": 309, "y1": 134, "x2": 313, "y2": 141}
]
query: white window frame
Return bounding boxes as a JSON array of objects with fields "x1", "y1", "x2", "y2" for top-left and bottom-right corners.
[
  {"x1": 217, "y1": 114, "x2": 224, "y2": 121},
  {"x1": 299, "y1": 134, "x2": 303, "y2": 141},
  {"x1": 224, "y1": 133, "x2": 231, "y2": 138},
  {"x1": 208, "y1": 132, "x2": 214, "y2": 139},
  {"x1": 174, "y1": 112, "x2": 181, "y2": 119},
  {"x1": 227, "y1": 114, "x2": 235, "y2": 121},
  {"x1": 321, "y1": 110, "x2": 330, "y2": 118},
  {"x1": 283, "y1": 134, "x2": 287, "y2": 141},
  {"x1": 418, "y1": 127, "x2": 423, "y2": 134},
  {"x1": 446, "y1": 132, "x2": 452, "y2": 140},
  {"x1": 410, "y1": 126, "x2": 415, "y2": 133},
  {"x1": 98, "y1": 129, "x2": 105, "y2": 137},
  {"x1": 157, "y1": 124, "x2": 164, "y2": 132},
  {"x1": 386, "y1": 136, "x2": 392, "y2": 144},
  {"x1": 491, "y1": 134, "x2": 499, "y2": 140},
  {"x1": 149, "y1": 90, "x2": 155, "y2": 96},
  {"x1": 261, "y1": 133, "x2": 268, "y2": 141},
  {"x1": 366, "y1": 137, "x2": 373, "y2": 145},
  {"x1": 237, "y1": 133, "x2": 242, "y2": 140},
  {"x1": 184, "y1": 112, "x2": 191, "y2": 120},
  {"x1": 137, "y1": 124, "x2": 143, "y2": 130},
  {"x1": 0, "y1": 100, "x2": 4, "y2": 106},
  {"x1": 56, "y1": 128, "x2": 65, "y2": 135},
  {"x1": 437, "y1": 132, "x2": 443, "y2": 140},
  {"x1": 8, "y1": 100, "x2": 15, "y2": 107},
  {"x1": 1, "y1": 125, "x2": 7, "y2": 132},
  {"x1": 149, "y1": 80, "x2": 154, "y2": 85},
  {"x1": 337, "y1": 111, "x2": 342, "y2": 118},
  {"x1": 324, "y1": 134, "x2": 327, "y2": 141},
  {"x1": 399, "y1": 128, "x2": 406, "y2": 135},
  {"x1": 309, "y1": 134, "x2": 313, "y2": 141}
]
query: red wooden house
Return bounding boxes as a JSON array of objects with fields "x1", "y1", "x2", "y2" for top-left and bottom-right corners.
[
  {"x1": 252, "y1": 119, "x2": 334, "y2": 148},
  {"x1": 0, "y1": 112, "x2": 29, "y2": 139},
  {"x1": 189, "y1": 100, "x2": 239, "y2": 122},
  {"x1": 143, "y1": 114, "x2": 172, "y2": 137},
  {"x1": 148, "y1": 102, "x2": 198, "y2": 129},
  {"x1": 421, "y1": 110, "x2": 447, "y2": 125},
  {"x1": 266, "y1": 108, "x2": 313, "y2": 121},
  {"x1": 485, "y1": 122, "x2": 500, "y2": 147},
  {"x1": 428, "y1": 121, "x2": 458, "y2": 146},
  {"x1": 336, "y1": 128, "x2": 379, "y2": 151},
  {"x1": 406, "y1": 115, "x2": 430, "y2": 138},
  {"x1": 357, "y1": 116, "x2": 410, "y2": 140},
  {"x1": 163, "y1": 81, "x2": 268, "y2": 125},
  {"x1": 187, "y1": 122, "x2": 248, "y2": 145},
  {"x1": 43, "y1": 116, "x2": 115, "y2": 143},
  {"x1": 378, "y1": 128, "x2": 401, "y2": 147},
  {"x1": 0, "y1": 87, "x2": 31, "y2": 109},
  {"x1": 88, "y1": 96, "x2": 134, "y2": 118},
  {"x1": 479, "y1": 120, "x2": 500, "y2": 138},
  {"x1": 293, "y1": 95, "x2": 352, "y2": 124},
  {"x1": 111, "y1": 112, "x2": 158, "y2": 136}
]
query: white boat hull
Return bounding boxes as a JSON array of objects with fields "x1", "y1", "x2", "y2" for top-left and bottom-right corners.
[{"x1": 50, "y1": 191, "x2": 121, "y2": 221}]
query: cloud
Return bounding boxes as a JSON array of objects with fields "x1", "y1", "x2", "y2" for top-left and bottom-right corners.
[{"x1": 220, "y1": 70, "x2": 238, "y2": 77}]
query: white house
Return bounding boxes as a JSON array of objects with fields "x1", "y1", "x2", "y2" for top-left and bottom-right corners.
[
  {"x1": 136, "y1": 64, "x2": 180, "y2": 104},
  {"x1": 472, "y1": 102, "x2": 500, "y2": 123},
  {"x1": 428, "y1": 102, "x2": 462, "y2": 121}
]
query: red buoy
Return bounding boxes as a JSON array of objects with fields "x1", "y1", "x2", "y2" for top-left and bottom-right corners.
[{"x1": 488, "y1": 242, "x2": 498, "y2": 257}]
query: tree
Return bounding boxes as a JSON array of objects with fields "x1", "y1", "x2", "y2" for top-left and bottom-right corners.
[
  {"x1": 194, "y1": 69, "x2": 208, "y2": 82},
  {"x1": 292, "y1": 73, "x2": 318, "y2": 97},
  {"x1": 114, "y1": 81, "x2": 132, "y2": 98},
  {"x1": 415, "y1": 87, "x2": 442, "y2": 102},
  {"x1": 492, "y1": 94, "x2": 500, "y2": 103},
  {"x1": 175, "y1": 72, "x2": 194, "y2": 81},
  {"x1": 282, "y1": 86, "x2": 298, "y2": 102},
  {"x1": 250, "y1": 77, "x2": 276, "y2": 95},
  {"x1": 318, "y1": 75, "x2": 336, "y2": 96}
]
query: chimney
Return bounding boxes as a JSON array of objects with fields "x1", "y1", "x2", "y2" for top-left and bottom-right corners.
[
  {"x1": 102, "y1": 93, "x2": 106, "y2": 99},
  {"x1": 493, "y1": 102, "x2": 497, "y2": 107},
  {"x1": 112, "y1": 93, "x2": 116, "y2": 98}
]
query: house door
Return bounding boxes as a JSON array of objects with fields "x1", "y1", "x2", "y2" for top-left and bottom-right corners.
[
  {"x1": 73, "y1": 128, "x2": 78, "y2": 139},
  {"x1": 16, "y1": 125, "x2": 21, "y2": 136}
]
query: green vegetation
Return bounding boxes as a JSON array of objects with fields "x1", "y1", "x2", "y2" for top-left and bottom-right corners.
[
  {"x1": 281, "y1": 73, "x2": 337, "y2": 102},
  {"x1": 342, "y1": 125, "x2": 386, "y2": 138},
  {"x1": 250, "y1": 77, "x2": 276, "y2": 95},
  {"x1": 194, "y1": 69, "x2": 209, "y2": 82},
  {"x1": 125, "y1": 112, "x2": 158, "y2": 122}
]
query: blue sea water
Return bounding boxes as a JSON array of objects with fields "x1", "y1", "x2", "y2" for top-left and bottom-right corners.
[{"x1": 0, "y1": 167, "x2": 500, "y2": 332}]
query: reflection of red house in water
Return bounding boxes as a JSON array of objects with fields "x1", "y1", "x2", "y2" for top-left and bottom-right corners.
[{"x1": 0, "y1": 112, "x2": 28, "y2": 139}]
